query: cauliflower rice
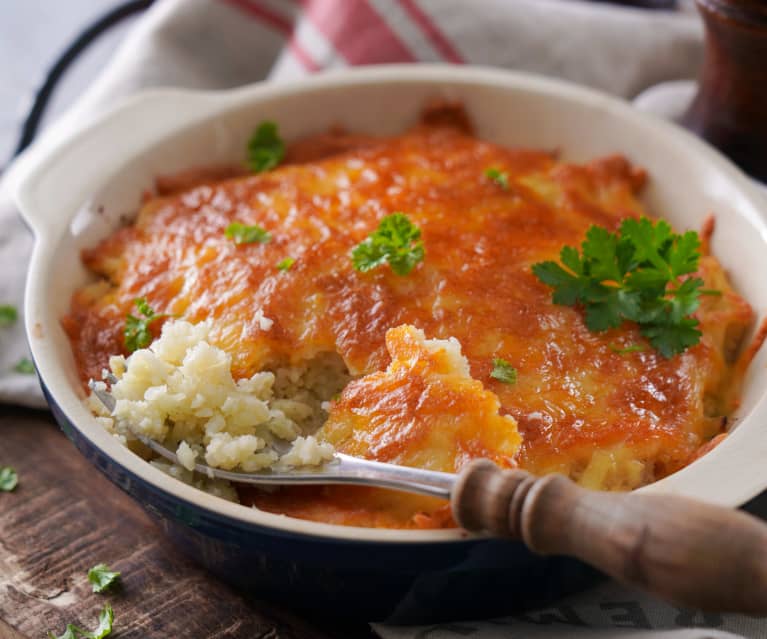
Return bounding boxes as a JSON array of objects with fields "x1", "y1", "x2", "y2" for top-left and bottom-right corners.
[{"x1": 89, "y1": 319, "x2": 349, "y2": 498}]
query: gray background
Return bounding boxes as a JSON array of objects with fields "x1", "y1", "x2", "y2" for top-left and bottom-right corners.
[{"x1": 0, "y1": 1, "x2": 137, "y2": 170}]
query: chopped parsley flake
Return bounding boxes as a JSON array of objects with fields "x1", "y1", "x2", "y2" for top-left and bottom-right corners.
[
  {"x1": 609, "y1": 343, "x2": 646, "y2": 355},
  {"x1": 48, "y1": 625, "x2": 81, "y2": 639},
  {"x1": 88, "y1": 563, "x2": 121, "y2": 593},
  {"x1": 532, "y1": 217, "x2": 716, "y2": 358},
  {"x1": 225, "y1": 222, "x2": 271, "y2": 245},
  {"x1": 13, "y1": 358, "x2": 35, "y2": 374},
  {"x1": 485, "y1": 167, "x2": 509, "y2": 190},
  {"x1": 276, "y1": 257, "x2": 296, "y2": 271},
  {"x1": 0, "y1": 304, "x2": 18, "y2": 327},
  {"x1": 124, "y1": 298, "x2": 168, "y2": 353},
  {"x1": 351, "y1": 213, "x2": 425, "y2": 276},
  {"x1": 247, "y1": 121, "x2": 285, "y2": 173},
  {"x1": 490, "y1": 358, "x2": 518, "y2": 385},
  {"x1": 91, "y1": 605, "x2": 114, "y2": 639},
  {"x1": 0, "y1": 467, "x2": 18, "y2": 492},
  {"x1": 48, "y1": 603, "x2": 114, "y2": 639}
]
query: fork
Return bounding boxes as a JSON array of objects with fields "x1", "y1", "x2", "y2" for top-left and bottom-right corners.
[
  {"x1": 89, "y1": 381, "x2": 767, "y2": 613},
  {"x1": 89, "y1": 380, "x2": 455, "y2": 498}
]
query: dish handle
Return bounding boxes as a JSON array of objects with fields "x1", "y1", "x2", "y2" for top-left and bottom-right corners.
[{"x1": 5, "y1": 89, "x2": 227, "y2": 240}]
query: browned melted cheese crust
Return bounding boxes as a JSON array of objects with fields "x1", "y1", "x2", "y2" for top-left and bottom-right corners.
[
  {"x1": 64, "y1": 110, "x2": 755, "y2": 528},
  {"x1": 321, "y1": 325, "x2": 521, "y2": 470}
]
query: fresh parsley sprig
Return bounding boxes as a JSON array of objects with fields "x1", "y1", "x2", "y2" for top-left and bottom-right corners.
[
  {"x1": 490, "y1": 358, "x2": 517, "y2": 384},
  {"x1": 0, "y1": 466, "x2": 18, "y2": 492},
  {"x1": 50, "y1": 624, "x2": 82, "y2": 639},
  {"x1": 88, "y1": 563, "x2": 121, "y2": 594},
  {"x1": 247, "y1": 121, "x2": 285, "y2": 173},
  {"x1": 225, "y1": 222, "x2": 271, "y2": 245},
  {"x1": 48, "y1": 603, "x2": 113, "y2": 639},
  {"x1": 351, "y1": 213, "x2": 425, "y2": 276},
  {"x1": 276, "y1": 257, "x2": 295, "y2": 271},
  {"x1": 0, "y1": 304, "x2": 17, "y2": 327},
  {"x1": 485, "y1": 167, "x2": 509, "y2": 190},
  {"x1": 14, "y1": 357, "x2": 35, "y2": 374},
  {"x1": 609, "y1": 343, "x2": 646, "y2": 355},
  {"x1": 532, "y1": 217, "x2": 715, "y2": 358},
  {"x1": 124, "y1": 298, "x2": 169, "y2": 353}
]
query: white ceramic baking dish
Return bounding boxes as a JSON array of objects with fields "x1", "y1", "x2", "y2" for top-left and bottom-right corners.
[{"x1": 7, "y1": 65, "x2": 767, "y2": 621}]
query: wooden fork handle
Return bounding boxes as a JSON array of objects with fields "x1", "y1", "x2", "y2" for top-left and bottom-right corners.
[{"x1": 451, "y1": 459, "x2": 767, "y2": 613}]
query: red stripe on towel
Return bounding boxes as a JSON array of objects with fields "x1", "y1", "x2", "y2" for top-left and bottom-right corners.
[
  {"x1": 299, "y1": 0, "x2": 417, "y2": 64},
  {"x1": 397, "y1": 0, "x2": 464, "y2": 63},
  {"x1": 221, "y1": 0, "x2": 320, "y2": 71}
]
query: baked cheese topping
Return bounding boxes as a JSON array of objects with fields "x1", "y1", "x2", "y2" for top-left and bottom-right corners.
[{"x1": 65, "y1": 106, "x2": 756, "y2": 528}]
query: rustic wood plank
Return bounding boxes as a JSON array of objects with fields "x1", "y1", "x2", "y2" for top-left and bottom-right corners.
[
  {"x1": 0, "y1": 618, "x2": 29, "y2": 639},
  {"x1": 0, "y1": 407, "x2": 374, "y2": 639}
]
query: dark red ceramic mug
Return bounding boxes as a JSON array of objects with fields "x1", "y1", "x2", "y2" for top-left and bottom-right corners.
[{"x1": 684, "y1": 0, "x2": 767, "y2": 182}]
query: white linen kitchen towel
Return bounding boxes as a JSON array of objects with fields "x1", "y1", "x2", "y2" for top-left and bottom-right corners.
[
  {"x1": 0, "y1": 0, "x2": 704, "y2": 406},
  {"x1": 373, "y1": 581, "x2": 767, "y2": 639},
  {"x1": 5, "y1": 2, "x2": 764, "y2": 638}
]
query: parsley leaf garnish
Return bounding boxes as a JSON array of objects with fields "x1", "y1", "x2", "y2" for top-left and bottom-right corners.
[
  {"x1": 48, "y1": 624, "x2": 80, "y2": 639},
  {"x1": 490, "y1": 358, "x2": 518, "y2": 384},
  {"x1": 610, "y1": 343, "x2": 646, "y2": 355},
  {"x1": 485, "y1": 167, "x2": 509, "y2": 190},
  {"x1": 532, "y1": 217, "x2": 715, "y2": 358},
  {"x1": 88, "y1": 563, "x2": 121, "y2": 593},
  {"x1": 247, "y1": 121, "x2": 285, "y2": 173},
  {"x1": 0, "y1": 467, "x2": 18, "y2": 491},
  {"x1": 351, "y1": 213, "x2": 425, "y2": 276},
  {"x1": 124, "y1": 298, "x2": 168, "y2": 353},
  {"x1": 276, "y1": 257, "x2": 295, "y2": 271},
  {"x1": 225, "y1": 222, "x2": 271, "y2": 245},
  {"x1": 13, "y1": 358, "x2": 35, "y2": 374},
  {"x1": 91, "y1": 604, "x2": 114, "y2": 639},
  {"x1": 0, "y1": 304, "x2": 17, "y2": 327},
  {"x1": 48, "y1": 603, "x2": 113, "y2": 639}
]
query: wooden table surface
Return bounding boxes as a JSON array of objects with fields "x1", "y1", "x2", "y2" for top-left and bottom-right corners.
[{"x1": 0, "y1": 406, "x2": 376, "y2": 639}]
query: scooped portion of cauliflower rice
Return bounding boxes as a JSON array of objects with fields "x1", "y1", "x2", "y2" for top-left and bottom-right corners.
[{"x1": 91, "y1": 319, "x2": 339, "y2": 475}]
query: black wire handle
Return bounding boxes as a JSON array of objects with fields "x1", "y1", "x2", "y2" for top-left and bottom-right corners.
[{"x1": 10, "y1": 0, "x2": 154, "y2": 161}]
